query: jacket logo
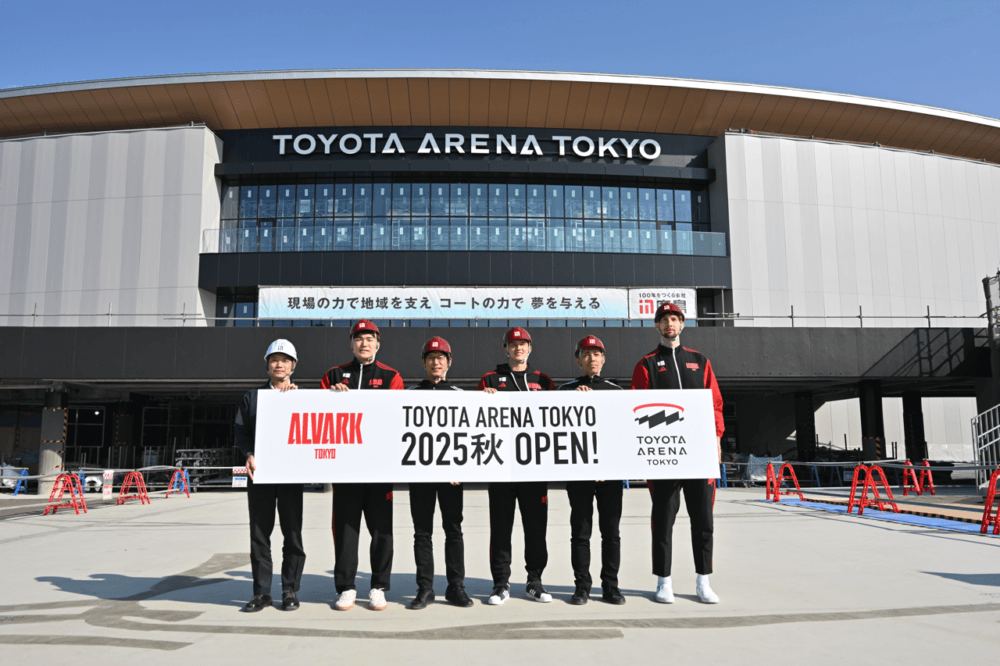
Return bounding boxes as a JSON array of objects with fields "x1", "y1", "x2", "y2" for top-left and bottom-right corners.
[
  {"x1": 657, "y1": 367, "x2": 666, "y2": 372},
  {"x1": 370, "y1": 378, "x2": 383, "y2": 387},
  {"x1": 633, "y1": 403, "x2": 685, "y2": 429},
  {"x1": 527, "y1": 382, "x2": 542, "y2": 390},
  {"x1": 686, "y1": 363, "x2": 700, "y2": 370},
  {"x1": 386, "y1": 491, "x2": 393, "y2": 500},
  {"x1": 498, "y1": 377, "x2": 507, "y2": 381},
  {"x1": 340, "y1": 378, "x2": 350, "y2": 384},
  {"x1": 499, "y1": 382, "x2": 507, "y2": 388}
]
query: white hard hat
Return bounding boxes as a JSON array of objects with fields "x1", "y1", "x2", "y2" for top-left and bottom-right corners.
[{"x1": 265, "y1": 339, "x2": 297, "y2": 362}]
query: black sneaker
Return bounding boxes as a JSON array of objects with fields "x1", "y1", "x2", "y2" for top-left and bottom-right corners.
[
  {"x1": 281, "y1": 590, "x2": 299, "y2": 611},
  {"x1": 445, "y1": 585, "x2": 474, "y2": 608},
  {"x1": 570, "y1": 587, "x2": 590, "y2": 605},
  {"x1": 243, "y1": 594, "x2": 272, "y2": 612},
  {"x1": 602, "y1": 588, "x2": 626, "y2": 605},
  {"x1": 487, "y1": 584, "x2": 510, "y2": 605},
  {"x1": 409, "y1": 588, "x2": 435, "y2": 610},
  {"x1": 525, "y1": 581, "x2": 552, "y2": 603}
]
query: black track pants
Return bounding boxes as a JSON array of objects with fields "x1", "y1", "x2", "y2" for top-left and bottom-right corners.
[
  {"x1": 247, "y1": 479, "x2": 305, "y2": 595},
  {"x1": 566, "y1": 480, "x2": 623, "y2": 591},
  {"x1": 409, "y1": 482, "x2": 465, "y2": 591},
  {"x1": 648, "y1": 479, "x2": 714, "y2": 576},
  {"x1": 488, "y1": 481, "x2": 548, "y2": 587},
  {"x1": 332, "y1": 483, "x2": 394, "y2": 592}
]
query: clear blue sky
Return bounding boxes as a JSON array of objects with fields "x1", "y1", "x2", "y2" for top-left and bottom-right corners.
[{"x1": 2, "y1": 0, "x2": 998, "y2": 119}]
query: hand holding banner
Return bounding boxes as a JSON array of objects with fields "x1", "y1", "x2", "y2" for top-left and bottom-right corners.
[{"x1": 253, "y1": 389, "x2": 719, "y2": 484}]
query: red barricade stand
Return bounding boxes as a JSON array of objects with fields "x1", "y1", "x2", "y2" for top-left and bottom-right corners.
[
  {"x1": 846, "y1": 465, "x2": 867, "y2": 514},
  {"x1": 771, "y1": 463, "x2": 805, "y2": 502},
  {"x1": 901, "y1": 460, "x2": 922, "y2": 496},
  {"x1": 117, "y1": 471, "x2": 151, "y2": 505},
  {"x1": 981, "y1": 469, "x2": 1000, "y2": 536},
  {"x1": 765, "y1": 463, "x2": 777, "y2": 500},
  {"x1": 849, "y1": 465, "x2": 900, "y2": 515},
  {"x1": 43, "y1": 474, "x2": 88, "y2": 516},
  {"x1": 165, "y1": 469, "x2": 190, "y2": 498},
  {"x1": 918, "y1": 461, "x2": 936, "y2": 496}
]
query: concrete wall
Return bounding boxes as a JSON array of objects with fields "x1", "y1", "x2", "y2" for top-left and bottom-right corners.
[
  {"x1": 719, "y1": 133, "x2": 1000, "y2": 329},
  {"x1": 0, "y1": 126, "x2": 222, "y2": 326}
]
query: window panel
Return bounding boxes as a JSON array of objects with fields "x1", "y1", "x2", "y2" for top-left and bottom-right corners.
[
  {"x1": 675, "y1": 228, "x2": 693, "y2": 255},
  {"x1": 240, "y1": 186, "x2": 258, "y2": 218},
  {"x1": 258, "y1": 220, "x2": 274, "y2": 253},
  {"x1": 353, "y1": 218, "x2": 372, "y2": 251},
  {"x1": 674, "y1": 189, "x2": 692, "y2": 222},
  {"x1": 658, "y1": 227, "x2": 674, "y2": 255},
  {"x1": 392, "y1": 183, "x2": 411, "y2": 216},
  {"x1": 259, "y1": 185, "x2": 277, "y2": 218},
  {"x1": 527, "y1": 185, "x2": 545, "y2": 217},
  {"x1": 566, "y1": 219, "x2": 585, "y2": 252},
  {"x1": 278, "y1": 218, "x2": 296, "y2": 252},
  {"x1": 238, "y1": 222, "x2": 258, "y2": 253},
  {"x1": 470, "y1": 184, "x2": 488, "y2": 216},
  {"x1": 546, "y1": 219, "x2": 564, "y2": 252},
  {"x1": 431, "y1": 184, "x2": 450, "y2": 216},
  {"x1": 584, "y1": 185, "x2": 602, "y2": 219},
  {"x1": 412, "y1": 184, "x2": 430, "y2": 216},
  {"x1": 565, "y1": 185, "x2": 583, "y2": 218},
  {"x1": 620, "y1": 187, "x2": 638, "y2": 220},
  {"x1": 657, "y1": 189, "x2": 674, "y2": 221},
  {"x1": 335, "y1": 182, "x2": 353, "y2": 217},
  {"x1": 315, "y1": 184, "x2": 334, "y2": 217},
  {"x1": 450, "y1": 184, "x2": 468, "y2": 216},
  {"x1": 621, "y1": 219, "x2": 639, "y2": 253},
  {"x1": 297, "y1": 185, "x2": 314, "y2": 217},
  {"x1": 489, "y1": 184, "x2": 507, "y2": 217},
  {"x1": 450, "y1": 217, "x2": 469, "y2": 250},
  {"x1": 470, "y1": 217, "x2": 489, "y2": 251},
  {"x1": 354, "y1": 183, "x2": 372, "y2": 217},
  {"x1": 371, "y1": 217, "x2": 390, "y2": 250},
  {"x1": 489, "y1": 218, "x2": 508, "y2": 250},
  {"x1": 508, "y1": 184, "x2": 526, "y2": 217},
  {"x1": 372, "y1": 182, "x2": 391, "y2": 216},
  {"x1": 334, "y1": 219, "x2": 352, "y2": 250},
  {"x1": 602, "y1": 187, "x2": 620, "y2": 219},
  {"x1": 222, "y1": 184, "x2": 240, "y2": 219},
  {"x1": 602, "y1": 220, "x2": 621, "y2": 253},
  {"x1": 638, "y1": 188, "x2": 656, "y2": 220},
  {"x1": 431, "y1": 217, "x2": 450, "y2": 250},
  {"x1": 296, "y1": 219, "x2": 314, "y2": 251},
  {"x1": 585, "y1": 219, "x2": 602, "y2": 252},
  {"x1": 508, "y1": 218, "x2": 526, "y2": 250},
  {"x1": 527, "y1": 219, "x2": 545, "y2": 251},
  {"x1": 546, "y1": 185, "x2": 564, "y2": 218},
  {"x1": 639, "y1": 221, "x2": 657, "y2": 254},
  {"x1": 391, "y1": 218, "x2": 410, "y2": 251},
  {"x1": 411, "y1": 217, "x2": 429, "y2": 250},
  {"x1": 315, "y1": 219, "x2": 332, "y2": 251}
]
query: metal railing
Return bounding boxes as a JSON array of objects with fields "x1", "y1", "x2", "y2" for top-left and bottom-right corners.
[{"x1": 972, "y1": 404, "x2": 1000, "y2": 494}]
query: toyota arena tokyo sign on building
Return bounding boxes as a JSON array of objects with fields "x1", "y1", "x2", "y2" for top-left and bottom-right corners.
[
  {"x1": 260, "y1": 287, "x2": 694, "y2": 321},
  {"x1": 252, "y1": 389, "x2": 719, "y2": 484}
]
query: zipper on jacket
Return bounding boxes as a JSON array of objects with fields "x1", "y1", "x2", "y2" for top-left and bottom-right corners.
[{"x1": 671, "y1": 347, "x2": 683, "y2": 388}]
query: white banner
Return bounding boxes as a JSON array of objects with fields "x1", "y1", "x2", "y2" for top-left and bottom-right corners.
[
  {"x1": 253, "y1": 389, "x2": 719, "y2": 484},
  {"x1": 628, "y1": 288, "x2": 697, "y2": 320},
  {"x1": 259, "y1": 287, "x2": 629, "y2": 320}
]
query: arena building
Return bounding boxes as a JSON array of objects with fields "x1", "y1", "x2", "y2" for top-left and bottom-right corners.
[{"x1": 0, "y1": 70, "x2": 997, "y2": 488}]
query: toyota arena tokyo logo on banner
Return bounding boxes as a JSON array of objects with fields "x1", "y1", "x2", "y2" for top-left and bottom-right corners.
[
  {"x1": 633, "y1": 403, "x2": 685, "y2": 429},
  {"x1": 633, "y1": 403, "x2": 689, "y2": 468}
]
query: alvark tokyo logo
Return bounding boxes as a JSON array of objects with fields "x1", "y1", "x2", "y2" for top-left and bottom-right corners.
[{"x1": 633, "y1": 403, "x2": 685, "y2": 429}]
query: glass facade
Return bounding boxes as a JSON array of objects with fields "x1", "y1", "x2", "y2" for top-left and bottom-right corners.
[{"x1": 217, "y1": 177, "x2": 724, "y2": 257}]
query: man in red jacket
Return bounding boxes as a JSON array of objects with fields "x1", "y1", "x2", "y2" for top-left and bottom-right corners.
[
  {"x1": 321, "y1": 319, "x2": 404, "y2": 612},
  {"x1": 478, "y1": 326, "x2": 556, "y2": 606},
  {"x1": 631, "y1": 302, "x2": 723, "y2": 605}
]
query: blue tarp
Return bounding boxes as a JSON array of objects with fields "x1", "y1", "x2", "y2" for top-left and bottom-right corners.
[{"x1": 760, "y1": 499, "x2": 998, "y2": 537}]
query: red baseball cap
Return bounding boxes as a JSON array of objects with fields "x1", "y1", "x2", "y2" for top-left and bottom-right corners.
[
  {"x1": 503, "y1": 326, "x2": 532, "y2": 346},
  {"x1": 654, "y1": 302, "x2": 685, "y2": 323},
  {"x1": 422, "y1": 336, "x2": 452, "y2": 358},
  {"x1": 349, "y1": 319, "x2": 381, "y2": 339},
  {"x1": 575, "y1": 335, "x2": 606, "y2": 358}
]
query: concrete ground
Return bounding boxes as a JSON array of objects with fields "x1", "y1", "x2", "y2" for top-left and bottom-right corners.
[{"x1": 1, "y1": 486, "x2": 998, "y2": 664}]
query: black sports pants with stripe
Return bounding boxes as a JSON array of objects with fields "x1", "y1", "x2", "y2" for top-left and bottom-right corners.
[
  {"x1": 410, "y1": 482, "x2": 465, "y2": 591},
  {"x1": 648, "y1": 479, "x2": 714, "y2": 576},
  {"x1": 488, "y1": 481, "x2": 548, "y2": 586},
  {"x1": 332, "y1": 483, "x2": 394, "y2": 592},
  {"x1": 566, "y1": 480, "x2": 623, "y2": 591}
]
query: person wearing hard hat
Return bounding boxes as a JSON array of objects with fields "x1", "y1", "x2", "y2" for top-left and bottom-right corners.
[
  {"x1": 320, "y1": 319, "x2": 404, "y2": 611},
  {"x1": 234, "y1": 339, "x2": 306, "y2": 613},
  {"x1": 631, "y1": 302, "x2": 724, "y2": 605},
  {"x1": 405, "y1": 336, "x2": 473, "y2": 609},
  {"x1": 478, "y1": 326, "x2": 556, "y2": 606},
  {"x1": 558, "y1": 335, "x2": 626, "y2": 606}
]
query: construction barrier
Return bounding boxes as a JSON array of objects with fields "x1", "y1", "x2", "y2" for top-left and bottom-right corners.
[
  {"x1": 165, "y1": 469, "x2": 191, "y2": 498},
  {"x1": 117, "y1": 471, "x2": 151, "y2": 505},
  {"x1": 13, "y1": 469, "x2": 29, "y2": 496},
  {"x1": 918, "y1": 461, "x2": 936, "y2": 496},
  {"x1": 847, "y1": 465, "x2": 899, "y2": 515},
  {"x1": 42, "y1": 474, "x2": 88, "y2": 516},
  {"x1": 981, "y1": 469, "x2": 1000, "y2": 536},
  {"x1": 769, "y1": 463, "x2": 805, "y2": 502},
  {"x1": 901, "y1": 460, "x2": 922, "y2": 496}
]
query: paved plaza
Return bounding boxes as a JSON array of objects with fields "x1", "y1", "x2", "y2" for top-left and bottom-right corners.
[{"x1": 1, "y1": 486, "x2": 998, "y2": 664}]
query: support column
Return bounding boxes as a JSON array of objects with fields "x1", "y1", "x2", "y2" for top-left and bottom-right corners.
[
  {"x1": 902, "y1": 392, "x2": 927, "y2": 461},
  {"x1": 37, "y1": 390, "x2": 68, "y2": 497},
  {"x1": 858, "y1": 380, "x2": 885, "y2": 460},
  {"x1": 794, "y1": 392, "x2": 816, "y2": 462}
]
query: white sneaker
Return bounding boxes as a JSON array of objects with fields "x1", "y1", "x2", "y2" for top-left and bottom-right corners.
[
  {"x1": 654, "y1": 576, "x2": 674, "y2": 604},
  {"x1": 487, "y1": 584, "x2": 510, "y2": 605},
  {"x1": 525, "y1": 581, "x2": 552, "y2": 603},
  {"x1": 696, "y1": 575, "x2": 719, "y2": 604},
  {"x1": 335, "y1": 589, "x2": 356, "y2": 611},
  {"x1": 369, "y1": 588, "x2": 387, "y2": 611}
]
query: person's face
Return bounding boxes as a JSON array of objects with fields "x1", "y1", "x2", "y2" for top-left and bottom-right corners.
[
  {"x1": 506, "y1": 340, "x2": 531, "y2": 363},
  {"x1": 656, "y1": 314, "x2": 685, "y2": 339},
  {"x1": 423, "y1": 351, "x2": 451, "y2": 380},
  {"x1": 575, "y1": 348, "x2": 605, "y2": 376},
  {"x1": 267, "y1": 353, "x2": 295, "y2": 381},
  {"x1": 352, "y1": 333, "x2": 379, "y2": 361}
]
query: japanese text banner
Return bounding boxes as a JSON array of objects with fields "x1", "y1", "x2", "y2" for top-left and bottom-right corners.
[
  {"x1": 258, "y1": 287, "x2": 629, "y2": 320},
  {"x1": 253, "y1": 389, "x2": 719, "y2": 483}
]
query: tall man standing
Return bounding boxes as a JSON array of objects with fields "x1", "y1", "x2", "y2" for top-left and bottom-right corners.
[
  {"x1": 478, "y1": 326, "x2": 556, "y2": 605},
  {"x1": 558, "y1": 335, "x2": 625, "y2": 606},
  {"x1": 321, "y1": 320, "x2": 404, "y2": 611},
  {"x1": 631, "y1": 302, "x2": 724, "y2": 604},
  {"x1": 406, "y1": 336, "x2": 474, "y2": 609},
  {"x1": 235, "y1": 339, "x2": 306, "y2": 613}
]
